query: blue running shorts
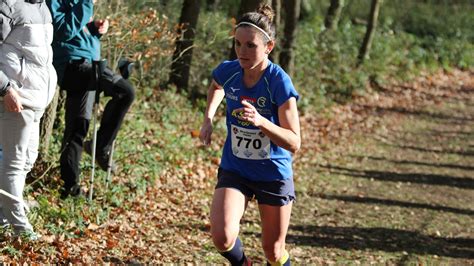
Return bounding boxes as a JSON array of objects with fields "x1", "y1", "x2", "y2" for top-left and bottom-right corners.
[{"x1": 216, "y1": 167, "x2": 296, "y2": 206}]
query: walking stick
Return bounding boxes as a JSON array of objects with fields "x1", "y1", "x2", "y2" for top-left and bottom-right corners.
[{"x1": 89, "y1": 59, "x2": 107, "y2": 201}]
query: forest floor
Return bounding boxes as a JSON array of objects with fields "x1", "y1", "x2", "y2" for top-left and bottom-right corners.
[
  {"x1": 1, "y1": 69, "x2": 472, "y2": 264},
  {"x1": 285, "y1": 69, "x2": 474, "y2": 264}
]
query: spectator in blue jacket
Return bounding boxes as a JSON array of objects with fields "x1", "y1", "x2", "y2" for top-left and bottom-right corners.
[{"x1": 46, "y1": 0, "x2": 135, "y2": 198}]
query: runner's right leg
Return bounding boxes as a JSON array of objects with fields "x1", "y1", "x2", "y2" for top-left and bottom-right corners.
[{"x1": 211, "y1": 187, "x2": 248, "y2": 265}]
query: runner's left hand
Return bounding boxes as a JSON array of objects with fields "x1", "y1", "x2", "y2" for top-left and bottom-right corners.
[{"x1": 235, "y1": 100, "x2": 264, "y2": 127}]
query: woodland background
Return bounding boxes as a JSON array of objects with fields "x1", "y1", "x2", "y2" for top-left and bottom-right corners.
[{"x1": 0, "y1": 0, "x2": 472, "y2": 263}]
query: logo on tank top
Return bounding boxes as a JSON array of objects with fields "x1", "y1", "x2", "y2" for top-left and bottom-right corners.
[
  {"x1": 240, "y1": 96, "x2": 256, "y2": 105},
  {"x1": 226, "y1": 86, "x2": 239, "y2": 101},
  {"x1": 257, "y1": 97, "x2": 266, "y2": 107},
  {"x1": 226, "y1": 93, "x2": 238, "y2": 101}
]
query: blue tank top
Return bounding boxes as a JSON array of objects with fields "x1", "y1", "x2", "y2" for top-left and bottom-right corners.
[{"x1": 212, "y1": 60, "x2": 299, "y2": 181}]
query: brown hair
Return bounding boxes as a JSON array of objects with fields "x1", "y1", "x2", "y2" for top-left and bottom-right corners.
[{"x1": 236, "y1": 4, "x2": 276, "y2": 41}]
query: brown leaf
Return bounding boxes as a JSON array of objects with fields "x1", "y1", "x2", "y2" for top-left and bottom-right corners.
[
  {"x1": 190, "y1": 130, "x2": 200, "y2": 138},
  {"x1": 106, "y1": 239, "x2": 119, "y2": 249},
  {"x1": 211, "y1": 157, "x2": 220, "y2": 165},
  {"x1": 42, "y1": 234, "x2": 55, "y2": 244},
  {"x1": 87, "y1": 223, "x2": 99, "y2": 231}
]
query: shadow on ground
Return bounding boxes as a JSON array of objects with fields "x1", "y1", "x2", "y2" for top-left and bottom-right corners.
[
  {"x1": 349, "y1": 155, "x2": 474, "y2": 172},
  {"x1": 317, "y1": 194, "x2": 474, "y2": 216},
  {"x1": 318, "y1": 164, "x2": 474, "y2": 189},
  {"x1": 286, "y1": 225, "x2": 474, "y2": 259}
]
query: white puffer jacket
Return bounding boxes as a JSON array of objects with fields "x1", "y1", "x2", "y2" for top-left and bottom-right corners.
[{"x1": 0, "y1": 0, "x2": 57, "y2": 110}]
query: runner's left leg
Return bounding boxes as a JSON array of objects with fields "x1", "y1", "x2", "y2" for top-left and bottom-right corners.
[{"x1": 259, "y1": 202, "x2": 292, "y2": 265}]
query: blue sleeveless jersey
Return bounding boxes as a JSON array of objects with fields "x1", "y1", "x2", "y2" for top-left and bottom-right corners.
[{"x1": 212, "y1": 60, "x2": 299, "y2": 182}]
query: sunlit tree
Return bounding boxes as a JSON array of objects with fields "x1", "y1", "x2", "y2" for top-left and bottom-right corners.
[
  {"x1": 279, "y1": 0, "x2": 301, "y2": 75},
  {"x1": 357, "y1": 0, "x2": 383, "y2": 66},
  {"x1": 169, "y1": 0, "x2": 201, "y2": 92}
]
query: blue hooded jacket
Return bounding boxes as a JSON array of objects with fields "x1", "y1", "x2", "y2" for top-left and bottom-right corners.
[{"x1": 46, "y1": 0, "x2": 101, "y2": 70}]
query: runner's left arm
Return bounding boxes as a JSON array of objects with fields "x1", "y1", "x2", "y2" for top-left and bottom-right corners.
[{"x1": 238, "y1": 98, "x2": 300, "y2": 153}]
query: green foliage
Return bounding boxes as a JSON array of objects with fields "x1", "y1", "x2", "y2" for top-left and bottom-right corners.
[
  {"x1": 342, "y1": 0, "x2": 473, "y2": 68},
  {"x1": 294, "y1": 17, "x2": 368, "y2": 105},
  {"x1": 290, "y1": 0, "x2": 473, "y2": 107},
  {"x1": 188, "y1": 9, "x2": 234, "y2": 97},
  {"x1": 1, "y1": 246, "x2": 20, "y2": 257},
  {"x1": 389, "y1": 2, "x2": 471, "y2": 42},
  {"x1": 96, "y1": 2, "x2": 179, "y2": 87},
  {"x1": 31, "y1": 193, "x2": 110, "y2": 236}
]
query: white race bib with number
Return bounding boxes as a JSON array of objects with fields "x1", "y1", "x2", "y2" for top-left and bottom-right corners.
[{"x1": 231, "y1": 124, "x2": 271, "y2": 160}]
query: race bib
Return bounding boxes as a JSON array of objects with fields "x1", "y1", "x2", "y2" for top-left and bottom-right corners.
[{"x1": 231, "y1": 124, "x2": 271, "y2": 160}]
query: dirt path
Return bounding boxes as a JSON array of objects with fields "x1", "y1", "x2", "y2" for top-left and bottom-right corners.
[{"x1": 286, "y1": 69, "x2": 474, "y2": 264}]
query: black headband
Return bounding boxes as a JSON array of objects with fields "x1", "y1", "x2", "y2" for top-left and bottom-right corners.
[{"x1": 25, "y1": 0, "x2": 44, "y2": 3}]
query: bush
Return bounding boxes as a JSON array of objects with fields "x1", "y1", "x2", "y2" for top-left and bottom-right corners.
[{"x1": 96, "y1": 2, "x2": 179, "y2": 88}]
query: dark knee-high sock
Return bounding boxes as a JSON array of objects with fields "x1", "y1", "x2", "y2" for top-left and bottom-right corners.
[
  {"x1": 267, "y1": 250, "x2": 290, "y2": 266},
  {"x1": 219, "y1": 237, "x2": 247, "y2": 265}
]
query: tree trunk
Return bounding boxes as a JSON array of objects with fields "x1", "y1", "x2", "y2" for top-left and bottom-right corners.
[
  {"x1": 269, "y1": 0, "x2": 281, "y2": 63},
  {"x1": 357, "y1": 0, "x2": 382, "y2": 66},
  {"x1": 38, "y1": 87, "x2": 61, "y2": 159},
  {"x1": 229, "y1": 0, "x2": 269, "y2": 60},
  {"x1": 279, "y1": 0, "x2": 300, "y2": 76},
  {"x1": 324, "y1": 0, "x2": 345, "y2": 31},
  {"x1": 169, "y1": 0, "x2": 201, "y2": 92}
]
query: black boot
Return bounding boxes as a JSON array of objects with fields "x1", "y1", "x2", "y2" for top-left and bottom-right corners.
[
  {"x1": 60, "y1": 184, "x2": 84, "y2": 199},
  {"x1": 118, "y1": 58, "x2": 135, "y2": 79}
]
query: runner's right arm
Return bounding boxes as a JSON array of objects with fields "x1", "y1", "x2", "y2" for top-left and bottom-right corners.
[{"x1": 200, "y1": 80, "x2": 225, "y2": 145}]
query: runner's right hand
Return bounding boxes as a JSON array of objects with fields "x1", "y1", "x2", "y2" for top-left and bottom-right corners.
[{"x1": 199, "y1": 119, "x2": 213, "y2": 146}]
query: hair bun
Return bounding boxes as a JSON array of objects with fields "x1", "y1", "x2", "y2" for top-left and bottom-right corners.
[{"x1": 257, "y1": 4, "x2": 274, "y2": 23}]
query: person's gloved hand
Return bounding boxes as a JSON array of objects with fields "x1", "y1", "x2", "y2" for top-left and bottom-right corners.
[{"x1": 95, "y1": 19, "x2": 109, "y2": 34}]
